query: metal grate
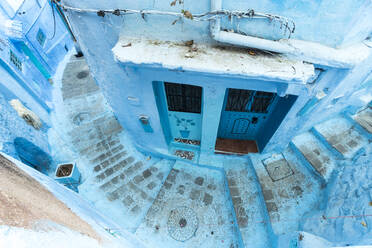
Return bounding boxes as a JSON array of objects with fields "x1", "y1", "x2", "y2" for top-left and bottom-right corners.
[
  {"x1": 164, "y1": 82, "x2": 202, "y2": 113},
  {"x1": 225, "y1": 89, "x2": 253, "y2": 112},
  {"x1": 250, "y1": 91, "x2": 275, "y2": 113},
  {"x1": 226, "y1": 89, "x2": 275, "y2": 113}
]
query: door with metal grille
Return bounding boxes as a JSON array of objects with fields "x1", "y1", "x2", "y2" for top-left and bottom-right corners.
[
  {"x1": 164, "y1": 82, "x2": 203, "y2": 144},
  {"x1": 217, "y1": 88, "x2": 278, "y2": 140}
]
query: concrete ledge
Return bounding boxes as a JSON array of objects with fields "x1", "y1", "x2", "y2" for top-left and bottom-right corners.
[{"x1": 113, "y1": 37, "x2": 314, "y2": 83}]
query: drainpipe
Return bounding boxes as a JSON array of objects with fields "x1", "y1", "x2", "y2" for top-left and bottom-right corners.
[{"x1": 210, "y1": 0, "x2": 371, "y2": 69}]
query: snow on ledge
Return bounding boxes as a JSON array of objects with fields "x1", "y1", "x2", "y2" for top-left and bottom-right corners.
[{"x1": 112, "y1": 37, "x2": 314, "y2": 83}]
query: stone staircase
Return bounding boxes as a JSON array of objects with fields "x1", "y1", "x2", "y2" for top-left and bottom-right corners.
[
  {"x1": 56, "y1": 55, "x2": 372, "y2": 247},
  {"x1": 239, "y1": 104, "x2": 371, "y2": 243},
  {"x1": 224, "y1": 159, "x2": 273, "y2": 248}
]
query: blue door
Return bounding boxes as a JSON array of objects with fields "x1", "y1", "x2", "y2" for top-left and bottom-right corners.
[
  {"x1": 163, "y1": 82, "x2": 203, "y2": 145},
  {"x1": 217, "y1": 89, "x2": 278, "y2": 140}
]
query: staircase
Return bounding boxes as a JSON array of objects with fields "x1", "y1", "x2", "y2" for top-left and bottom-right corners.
[{"x1": 55, "y1": 55, "x2": 372, "y2": 247}]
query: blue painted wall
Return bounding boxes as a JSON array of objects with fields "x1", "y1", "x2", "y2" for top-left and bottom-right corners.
[{"x1": 0, "y1": 0, "x2": 73, "y2": 171}]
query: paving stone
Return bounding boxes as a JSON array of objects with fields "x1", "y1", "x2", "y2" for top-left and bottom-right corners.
[
  {"x1": 123, "y1": 195, "x2": 134, "y2": 206},
  {"x1": 266, "y1": 202, "x2": 278, "y2": 212},
  {"x1": 100, "y1": 181, "x2": 112, "y2": 191},
  {"x1": 291, "y1": 185, "x2": 303, "y2": 197},
  {"x1": 227, "y1": 178, "x2": 237, "y2": 187},
  {"x1": 133, "y1": 161, "x2": 143, "y2": 170},
  {"x1": 111, "y1": 176, "x2": 119, "y2": 184},
  {"x1": 163, "y1": 181, "x2": 172, "y2": 189},
  {"x1": 111, "y1": 144, "x2": 124, "y2": 154},
  {"x1": 105, "y1": 167, "x2": 114, "y2": 177},
  {"x1": 134, "y1": 175, "x2": 145, "y2": 184},
  {"x1": 94, "y1": 165, "x2": 101, "y2": 172},
  {"x1": 140, "y1": 191, "x2": 148, "y2": 200},
  {"x1": 262, "y1": 190, "x2": 274, "y2": 201},
  {"x1": 177, "y1": 185, "x2": 185, "y2": 195},
  {"x1": 147, "y1": 181, "x2": 157, "y2": 190},
  {"x1": 229, "y1": 187, "x2": 239, "y2": 197},
  {"x1": 194, "y1": 177, "x2": 204, "y2": 186},
  {"x1": 203, "y1": 193, "x2": 213, "y2": 205},
  {"x1": 232, "y1": 196, "x2": 242, "y2": 205},
  {"x1": 189, "y1": 188, "x2": 201, "y2": 200},
  {"x1": 96, "y1": 173, "x2": 105, "y2": 181},
  {"x1": 167, "y1": 172, "x2": 177, "y2": 183},
  {"x1": 131, "y1": 205, "x2": 141, "y2": 214},
  {"x1": 100, "y1": 160, "x2": 110, "y2": 169},
  {"x1": 142, "y1": 169, "x2": 152, "y2": 178},
  {"x1": 156, "y1": 172, "x2": 164, "y2": 180},
  {"x1": 107, "y1": 191, "x2": 119, "y2": 201},
  {"x1": 207, "y1": 183, "x2": 217, "y2": 190}
]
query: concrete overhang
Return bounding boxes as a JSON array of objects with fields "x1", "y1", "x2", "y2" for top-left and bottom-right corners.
[{"x1": 112, "y1": 37, "x2": 315, "y2": 84}]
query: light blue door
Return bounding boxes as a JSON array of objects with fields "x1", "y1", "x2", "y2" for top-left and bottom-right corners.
[
  {"x1": 164, "y1": 82, "x2": 203, "y2": 144},
  {"x1": 217, "y1": 89, "x2": 278, "y2": 140}
]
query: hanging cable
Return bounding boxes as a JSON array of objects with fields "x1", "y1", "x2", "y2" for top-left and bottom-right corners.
[
  {"x1": 47, "y1": 0, "x2": 57, "y2": 40},
  {"x1": 51, "y1": 0, "x2": 295, "y2": 36}
]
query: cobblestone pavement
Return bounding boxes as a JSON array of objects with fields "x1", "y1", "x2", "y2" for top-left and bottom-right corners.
[{"x1": 135, "y1": 161, "x2": 239, "y2": 248}]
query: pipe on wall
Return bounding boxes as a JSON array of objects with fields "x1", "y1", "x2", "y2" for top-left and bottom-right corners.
[{"x1": 210, "y1": 0, "x2": 371, "y2": 69}]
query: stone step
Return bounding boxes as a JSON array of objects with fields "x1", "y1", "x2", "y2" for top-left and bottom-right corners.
[
  {"x1": 135, "y1": 161, "x2": 239, "y2": 248},
  {"x1": 95, "y1": 153, "x2": 133, "y2": 183},
  {"x1": 77, "y1": 134, "x2": 116, "y2": 153},
  {"x1": 291, "y1": 132, "x2": 337, "y2": 182},
  {"x1": 250, "y1": 148, "x2": 323, "y2": 236},
  {"x1": 312, "y1": 117, "x2": 367, "y2": 159},
  {"x1": 69, "y1": 116, "x2": 123, "y2": 151},
  {"x1": 79, "y1": 136, "x2": 120, "y2": 157},
  {"x1": 98, "y1": 158, "x2": 138, "y2": 190},
  {"x1": 224, "y1": 159, "x2": 272, "y2": 248},
  {"x1": 352, "y1": 106, "x2": 372, "y2": 134},
  {"x1": 90, "y1": 144, "x2": 125, "y2": 165},
  {"x1": 65, "y1": 94, "x2": 108, "y2": 122},
  {"x1": 101, "y1": 159, "x2": 175, "y2": 233}
]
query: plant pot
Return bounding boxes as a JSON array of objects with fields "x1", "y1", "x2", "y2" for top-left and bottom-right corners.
[
  {"x1": 179, "y1": 130, "x2": 190, "y2": 138},
  {"x1": 55, "y1": 162, "x2": 80, "y2": 185}
]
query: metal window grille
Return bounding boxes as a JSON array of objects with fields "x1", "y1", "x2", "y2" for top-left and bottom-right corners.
[
  {"x1": 225, "y1": 89, "x2": 276, "y2": 113},
  {"x1": 164, "y1": 82, "x2": 202, "y2": 113},
  {"x1": 10, "y1": 50, "x2": 22, "y2": 71}
]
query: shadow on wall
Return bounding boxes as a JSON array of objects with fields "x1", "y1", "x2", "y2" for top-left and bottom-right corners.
[{"x1": 13, "y1": 137, "x2": 53, "y2": 174}]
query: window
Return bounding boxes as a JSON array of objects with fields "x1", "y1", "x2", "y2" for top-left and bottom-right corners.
[
  {"x1": 10, "y1": 50, "x2": 22, "y2": 71},
  {"x1": 225, "y1": 89, "x2": 276, "y2": 113},
  {"x1": 164, "y1": 82, "x2": 202, "y2": 113},
  {"x1": 36, "y1": 28, "x2": 46, "y2": 46}
]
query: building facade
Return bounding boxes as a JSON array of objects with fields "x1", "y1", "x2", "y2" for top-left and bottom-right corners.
[{"x1": 61, "y1": 0, "x2": 372, "y2": 165}]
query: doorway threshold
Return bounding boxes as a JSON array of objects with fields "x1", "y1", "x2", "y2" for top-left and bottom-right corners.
[{"x1": 215, "y1": 138, "x2": 259, "y2": 155}]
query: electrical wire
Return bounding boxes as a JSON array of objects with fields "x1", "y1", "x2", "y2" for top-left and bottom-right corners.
[
  {"x1": 47, "y1": 0, "x2": 57, "y2": 40},
  {"x1": 51, "y1": 0, "x2": 295, "y2": 36}
]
